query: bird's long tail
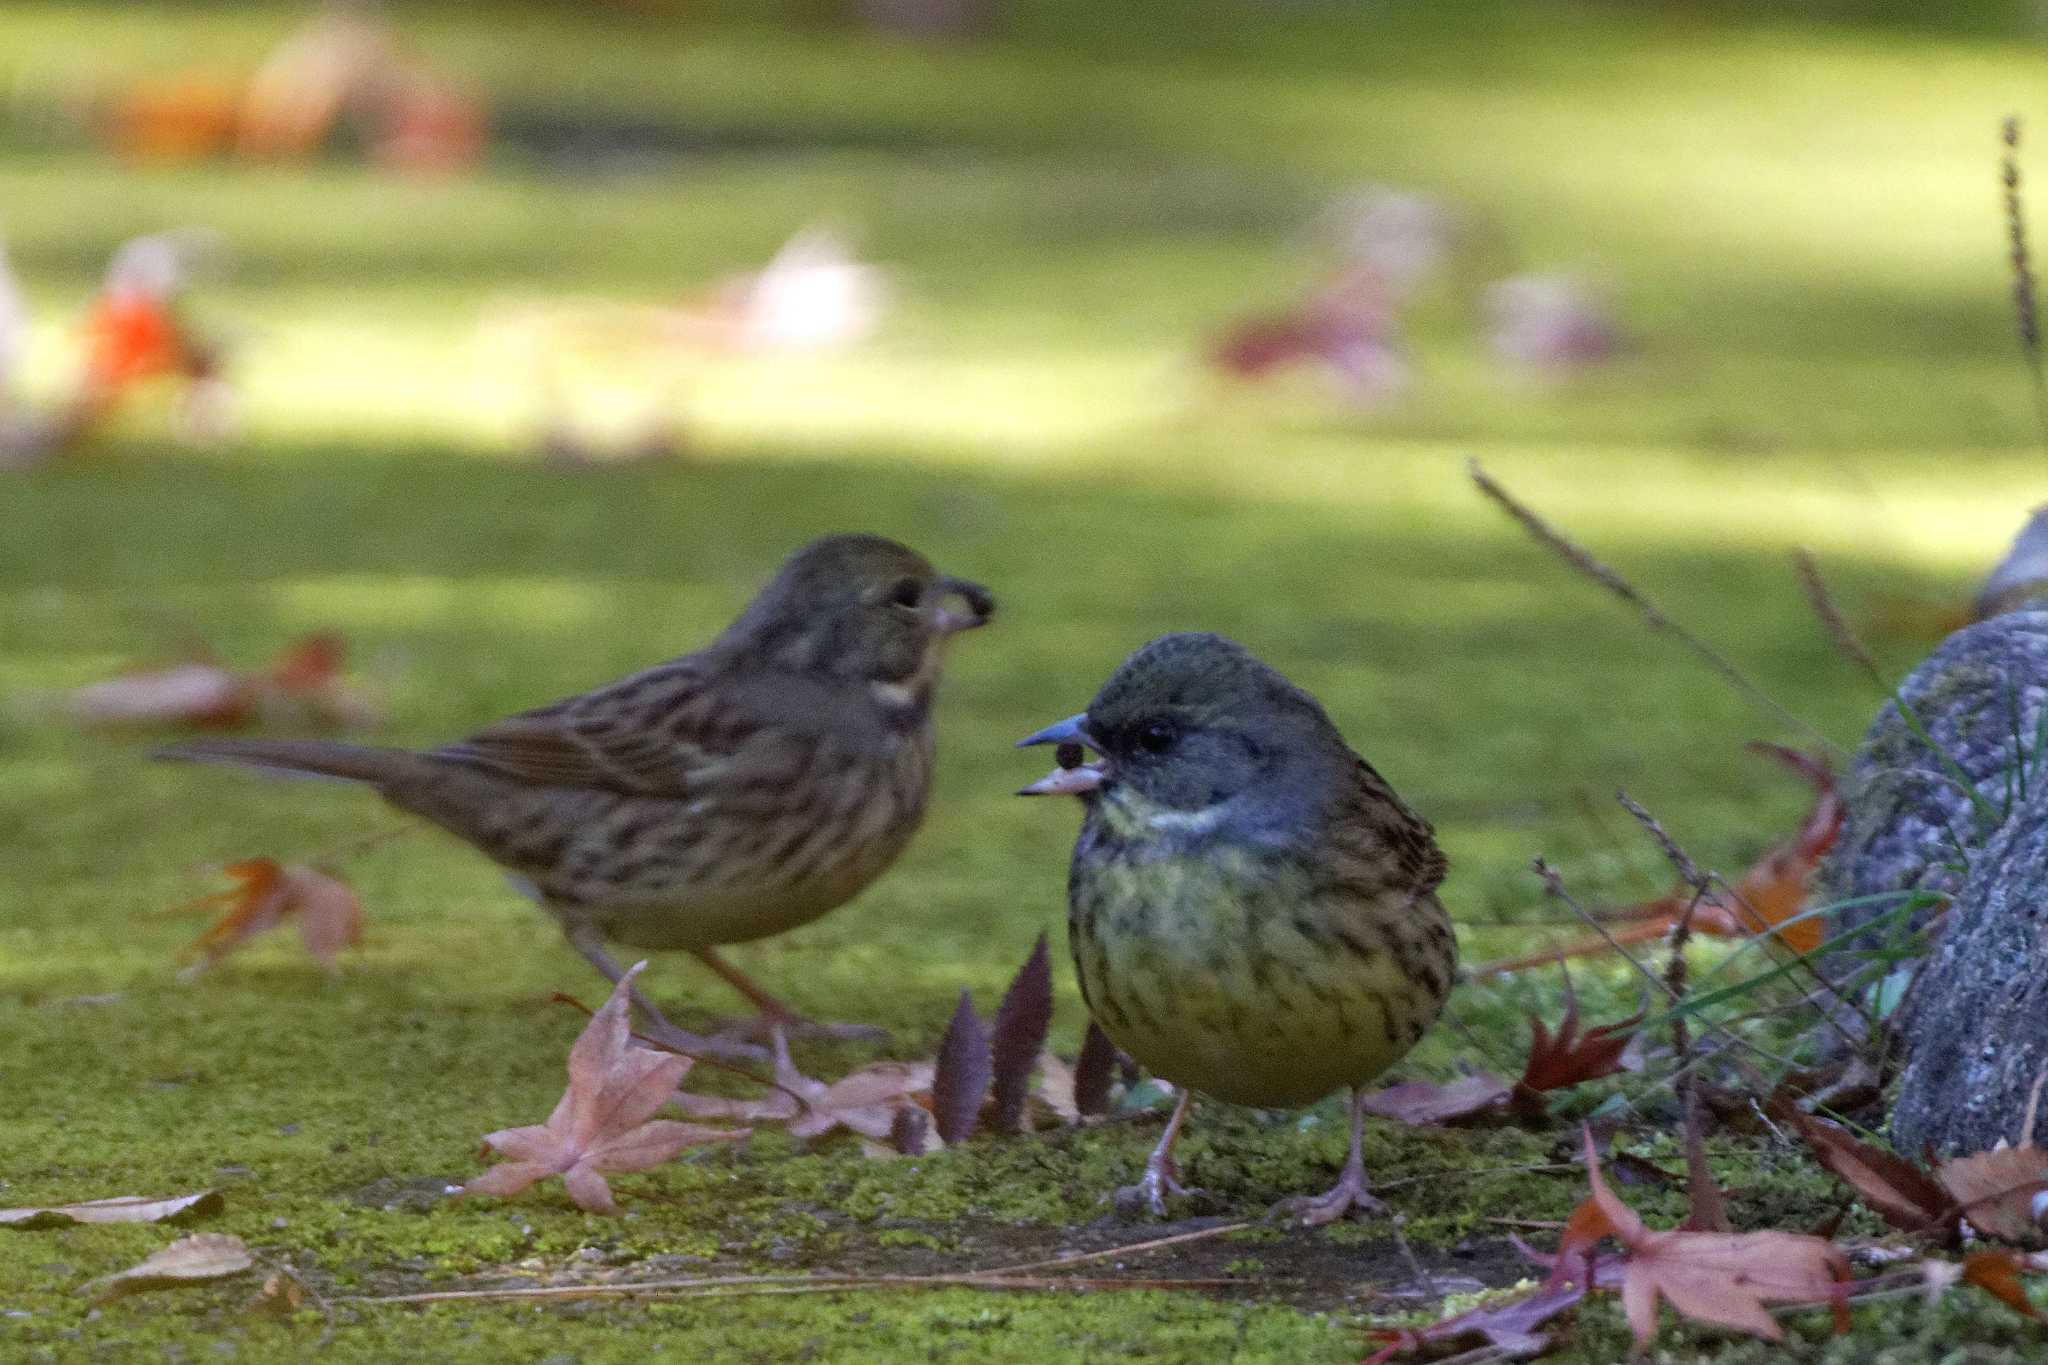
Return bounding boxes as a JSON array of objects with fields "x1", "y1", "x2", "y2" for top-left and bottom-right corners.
[{"x1": 153, "y1": 737, "x2": 423, "y2": 786}]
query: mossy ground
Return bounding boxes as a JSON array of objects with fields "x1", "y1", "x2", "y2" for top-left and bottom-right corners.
[{"x1": 3, "y1": 2, "x2": 2047, "y2": 1360}]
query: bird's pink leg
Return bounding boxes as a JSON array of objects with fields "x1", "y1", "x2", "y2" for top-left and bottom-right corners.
[
  {"x1": 564, "y1": 927, "x2": 768, "y2": 1063},
  {"x1": 1272, "y1": 1087, "x2": 1388, "y2": 1226},
  {"x1": 1116, "y1": 1089, "x2": 1203, "y2": 1217},
  {"x1": 693, "y1": 947, "x2": 888, "y2": 1045}
]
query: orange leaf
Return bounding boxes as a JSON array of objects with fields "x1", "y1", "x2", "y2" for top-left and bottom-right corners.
[
  {"x1": 170, "y1": 859, "x2": 364, "y2": 975},
  {"x1": 1962, "y1": 1249, "x2": 2043, "y2": 1321}
]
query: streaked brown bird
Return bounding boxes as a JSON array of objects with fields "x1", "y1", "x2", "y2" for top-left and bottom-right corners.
[
  {"x1": 158, "y1": 533, "x2": 994, "y2": 1059},
  {"x1": 1018, "y1": 632, "x2": 1454, "y2": 1222}
]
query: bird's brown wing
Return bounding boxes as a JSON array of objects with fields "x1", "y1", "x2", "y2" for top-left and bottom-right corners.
[
  {"x1": 1338, "y1": 756, "x2": 1449, "y2": 900},
  {"x1": 428, "y1": 660, "x2": 809, "y2": 799}
]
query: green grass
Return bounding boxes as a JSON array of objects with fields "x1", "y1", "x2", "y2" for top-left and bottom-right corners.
[{"x1": 2, "y1": 2, "x2": 2046, "y2": 1360}]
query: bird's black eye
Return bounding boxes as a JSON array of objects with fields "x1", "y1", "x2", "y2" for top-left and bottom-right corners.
[
  {"x1": 887, "y1": 577, "x2": 924, "y2": 609},
  {"x1": 1137, "y1": 720, "x2": 1178, "y2": 754}
]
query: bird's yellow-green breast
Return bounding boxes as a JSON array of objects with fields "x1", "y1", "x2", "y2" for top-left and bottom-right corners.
[{"x1": 1069, "y1": 785, "x2": 1452, "y2": 1109}]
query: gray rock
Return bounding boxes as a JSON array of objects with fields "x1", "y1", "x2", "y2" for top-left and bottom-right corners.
[
  {"x1": 1888, "y1": 792, "x2": 2048, "y2": 1155},
  {"x1": 1823, "y1": 611, "x2": 2048, "y2": 1154}
]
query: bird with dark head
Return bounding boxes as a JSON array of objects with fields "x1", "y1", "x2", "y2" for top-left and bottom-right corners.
[
  {"x1": 1018, "y1": 632, "x2": 1454, "y2": 1222},
  {"x1": 158, "y1": 533, "x2": 995, "y2": 1060}
]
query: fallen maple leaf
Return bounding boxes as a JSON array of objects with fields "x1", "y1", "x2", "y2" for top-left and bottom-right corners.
[
  {"x1": 1554, "y1": 1128, "x2": 1851, "y2": 1350},
  {"x1": 1363, "y1": 984, "x2": 1638, "y2": 1128},
  {"x1": 1783, "y1": 1109, "x2": 1956, "y2": 1243},
  {"x1": 166, "y1": 858, "x2": 364, "y2": 975},
  {"x1": 1361, "y1": 1280, "x2": 1586, "y2": 1363},
  {"x1": 83, "y1": 1233, "x2": 254, "y2": 1306},
  {"x1": 65, "y1": 632, "x2": 378, "y2": 732},
  {"x1": 66, "y1": 659, "x2": 246, "y2": 728},
  {"x1": 462, "y1": 962, "x2": 740, "y2": 1214},
  {"x1": 1510, "y1": 982, "x2": 1642, "y2": 1121},
  {"x1": 0, "y1": 1190, "x2": 222, "y2": 1229}
]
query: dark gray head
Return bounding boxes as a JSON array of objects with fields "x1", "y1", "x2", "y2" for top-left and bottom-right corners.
[{"x1": 1017, "y1": 632, "x2": 1349, "y2": 813}]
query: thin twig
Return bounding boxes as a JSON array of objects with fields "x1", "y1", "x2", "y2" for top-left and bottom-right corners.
[
  {"x1": 1791, "y1": 548, "x2": 1884, "y2": 690},
  {"x1": 1469, "y1": 460, "x2": 1840, "y2": 753},
  {"x1": 1616, "y1": 792, "x2": 1707, "y2": 892},
  {"x1": 1530, "y1": 858, "x2": 1678, "y2": 1004},
  {"x1": 343, "y1": 1221, "x2": 1259, "y2": 1308},
  {"x1": 1374, "y1": 1163, "x2": 1583, "y2": 1193},
  {"x1": 343, "y1": 1272, "x2": 1240, "y2": 1307},
  {"x1": 1619, "y1": 789, "x2": 1868, "y2": 1053},
  {"x1": 955, "y1": 1221, "x2": 1251, "y2": 1278}
]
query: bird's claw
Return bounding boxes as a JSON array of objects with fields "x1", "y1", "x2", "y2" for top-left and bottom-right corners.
[
  {"x1": 1111, "y1": 1161, "x2": 1205, "y2": 1219},
  {"x1": 1267, "y1": 1177, "x2": 1387, "y2": 1227}
]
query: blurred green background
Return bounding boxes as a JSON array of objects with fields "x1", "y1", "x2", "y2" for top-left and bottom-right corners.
[{"x1": 2, "y1": 2, "x2": 2046, "y2": 1360}]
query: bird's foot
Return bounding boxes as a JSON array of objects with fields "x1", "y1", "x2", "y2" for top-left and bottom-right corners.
[
  {"x1": 1111, "y1": 1158, "x2": 1206, "y2": 1219},
  {"x1": 635, "y1": 1017, "x2": 772, "y2": 1065},
  {"x1": 713, "y1": 1013, "x2": 890, "y2": 1047},
  {"x1": 1267, "y1": 1171, "x2": 1387, "y2": 1227}
]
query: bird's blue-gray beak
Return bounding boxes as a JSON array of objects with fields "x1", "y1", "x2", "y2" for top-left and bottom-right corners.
[
  {"x1": 1015, "y1": 713, "x2": 1091, "y2": 750},
  {"x1": 1015, "y1": 713, "x2": 1105, "y2": 796}
]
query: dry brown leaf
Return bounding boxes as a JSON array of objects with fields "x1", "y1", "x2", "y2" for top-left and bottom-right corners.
[
  {"x1": 1937, "y1": 1146, "x2": 2048, "y2": 1243},
  {"x1": 0, "y1": 1190, "x2": 223, "y2": 1229},
  {"x1": 65, "y1": 633, "x2": 378, "y2": 732},
  {"x1": 167, "y1": 859, "x2": 364, "y2": 975},
  {"x1": 1554, "y1": 1128, "x2": 1851, "y2": 1350},
  {"x1": 1783, "y1": 1110, "x2": 1955, "y2": 1242},
  {"x1": 1033, "y1": 1050, "x2": 1081, "y2": 1126},
  {"x1": 83, "y1": 1233, "x2": 255, "y2": 1306},
  {"x1": 1362, "y1": 986, "x2": 1639, "y2": 1129},
  {"x1": 245, "y1": 1270, "x2": 306, "y2": 1318},
  {"x1": 67, "y1": 660, "x2": 245, "y2": 729},
  {"x1": 1361, "y1": 1075, "x2": 1512, "y2": 1126},
  {"x1": 462, "y1": 962, "x2": 740, "y2": 1214}
]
